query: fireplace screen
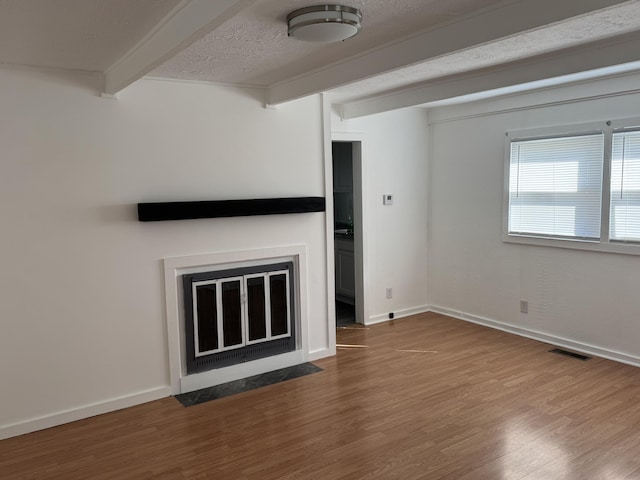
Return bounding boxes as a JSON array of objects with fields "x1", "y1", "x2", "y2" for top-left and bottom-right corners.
[{"x1": 182, "y1": 262, "x2": 296, "y2": 374}]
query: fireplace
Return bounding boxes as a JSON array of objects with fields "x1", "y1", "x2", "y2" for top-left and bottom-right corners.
[
  {"x1": 163, "y1": 246, "x2": 309, "y2": 394},
  {"x1": 182, "y1": 262, "x2": 296, "y2": 374}
]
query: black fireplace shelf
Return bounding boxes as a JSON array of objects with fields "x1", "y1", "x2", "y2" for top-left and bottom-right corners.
[{"x1": 138, "y1": 196, "x2": 326, "y2": 222}]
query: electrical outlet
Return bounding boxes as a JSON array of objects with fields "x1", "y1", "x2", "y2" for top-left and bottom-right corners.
[
  {"x1": 386, "y1": 288, "x2": 393, "y2": 299},
  {"x1": 520, "y1": 300, "x2": 528, "y2": 314}
]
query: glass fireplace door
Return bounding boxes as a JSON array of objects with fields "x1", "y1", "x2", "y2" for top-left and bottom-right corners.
[
  {"x1": 183, "y1": 262, "x2": 295, "y2": 373},
  {"x1": 191, "y1": 270, "x2": 291, "y2": 357}
]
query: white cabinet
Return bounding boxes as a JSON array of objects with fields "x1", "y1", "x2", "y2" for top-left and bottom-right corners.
[{"x1": 335, "y1": 237, "x2": 355, "y2": 303}]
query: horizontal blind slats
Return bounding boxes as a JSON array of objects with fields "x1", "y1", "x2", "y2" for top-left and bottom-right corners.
[
  {"x1": 509, "y1": 134, "x2": 604, "y2": 240},
  {"x1": 610, "y1": 131, "x2": 640, "y2": 243}
]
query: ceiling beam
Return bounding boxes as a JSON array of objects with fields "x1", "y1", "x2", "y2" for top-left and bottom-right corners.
[
  {"x1": 338, "y1": 32, "x2": 640, "y2": 119},
  {"x1": 103, "y1": 0, "x2": 257, "y2": 95},
  {"x1": 266, "y1": 0, "x2": 631, "y2": 106}
]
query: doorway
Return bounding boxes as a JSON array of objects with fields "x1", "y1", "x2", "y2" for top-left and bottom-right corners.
[{"x1": 332, "y1": 140, "x2": 365, "y2": 326}]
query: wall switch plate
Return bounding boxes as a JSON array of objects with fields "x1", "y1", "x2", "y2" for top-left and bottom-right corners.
[
  {"x1": 386, "y1": 288, "x2": 393, "y2": 299},
  {"x1": 520, "y1": 300, "x2": 528, "y2": 314},
  {"x1": 383, "y1": 194, "x2": 393, "y2": 205}
]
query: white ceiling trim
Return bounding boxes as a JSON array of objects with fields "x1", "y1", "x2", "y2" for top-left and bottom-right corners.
[
  {"x1": 265, "y1": 0, "x2": 632, "y2": 106},
  {"x1": 338, "y1": 31, "x2": 640, "y2": 119},
  {"x1": 103, "y1": 0, "x2": 258, "y2": 95}
]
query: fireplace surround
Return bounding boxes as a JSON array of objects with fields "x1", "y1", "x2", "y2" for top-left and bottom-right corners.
[{"x1": 163, "y1": 246, "x2": 309, "y2": 394}]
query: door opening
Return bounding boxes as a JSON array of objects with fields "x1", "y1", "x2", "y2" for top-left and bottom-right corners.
[{"x1": 332, "y1": 141, "x2": 363, "y2": 326}]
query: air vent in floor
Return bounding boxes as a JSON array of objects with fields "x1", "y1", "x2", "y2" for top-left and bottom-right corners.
[{"x1": 549, "y1": 348, "x2": 591, "y2": 361}]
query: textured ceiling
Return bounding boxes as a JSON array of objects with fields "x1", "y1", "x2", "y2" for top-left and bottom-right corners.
[
  {"x1": 329, "y1": 0, "x2": 640, "y2": 102},
  {"x1": 0, "y1": 0, "x2": 180, "y2": 71},
  {"x1": 149, "y1": 0, "x2": 510, "y2": 86},
  {"x1": 2, "y1": 0, "x2": 640, "y2": 111}
]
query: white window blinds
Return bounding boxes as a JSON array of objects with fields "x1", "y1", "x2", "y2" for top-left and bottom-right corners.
[
  {"x1": 610, "y1": 130, "x2": 640, "y2": 243},
  {"x1": 509, "y1": 133, "x2": 604, "y2": 240}
]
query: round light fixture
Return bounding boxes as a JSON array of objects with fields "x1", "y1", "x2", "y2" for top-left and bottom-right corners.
[{"x1": 287, "y1": 5, "x2": 362, "y2": 43}]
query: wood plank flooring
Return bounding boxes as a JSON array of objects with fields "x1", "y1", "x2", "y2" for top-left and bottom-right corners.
[{"x1": 2, "y1": 312, "x2": 640, "y2": 479}]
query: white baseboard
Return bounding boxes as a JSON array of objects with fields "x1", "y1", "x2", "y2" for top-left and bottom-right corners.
[
  {"x1": 428, "y1": 305, "x2": 640, "y2": 368},
  {"x1": 309, "y1": 347, "x2": 333, "y2": 361},
  {"x1": 367, "y1": 305, "x2": 431, "y2": 325},
  {"x1": 0, "y1": 386, "x2": 171, "y2": 440}
]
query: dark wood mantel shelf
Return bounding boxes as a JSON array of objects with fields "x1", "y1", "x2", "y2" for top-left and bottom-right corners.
[{"x1": 137, "y1": 197, "x2": 326, "y2": 222}]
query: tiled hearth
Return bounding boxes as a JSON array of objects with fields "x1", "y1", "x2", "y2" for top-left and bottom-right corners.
[{"x1": 175, "y1": 363, "x2": 322, "y2": 407}]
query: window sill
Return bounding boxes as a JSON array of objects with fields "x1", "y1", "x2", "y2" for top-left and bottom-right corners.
[{"x1": 502, "y1": 233, "x2": 640, "y2": 256}]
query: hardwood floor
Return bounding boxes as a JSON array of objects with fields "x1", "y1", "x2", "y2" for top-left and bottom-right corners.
[{"x1": 3, "y1": 312, "x2": 640, "y2": 479}]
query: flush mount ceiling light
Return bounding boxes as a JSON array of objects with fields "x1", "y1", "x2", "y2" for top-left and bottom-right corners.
[{"x1": 287, "y1": 5, "x2": 363, "y2": 43}]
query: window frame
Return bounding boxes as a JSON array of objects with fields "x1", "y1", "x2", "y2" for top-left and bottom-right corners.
[{"x1": 503, "y1": 118, "x2": 640, "y2": 256}]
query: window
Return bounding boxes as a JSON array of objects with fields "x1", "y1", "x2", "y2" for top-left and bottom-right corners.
[
  {"x1": 504, "y1": 119, "x2": 640, "y2": 255},
  {"x1": 610, "y1": 130, "x2": 640, "y2": 243}
]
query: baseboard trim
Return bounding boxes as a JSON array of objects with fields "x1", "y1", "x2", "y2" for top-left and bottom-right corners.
[
  {"x1": 367, "y1": 305, "x2": 431, "y2": 325},
  {"x1": 428, "y1": 305, "x2": 640, "y2": 368},
  {"x1": 0, "y1": 386, "x2": 171, "y2": 440},
  {"x1": 309, "y1": 347, "x2": 333, "y2": 361}
]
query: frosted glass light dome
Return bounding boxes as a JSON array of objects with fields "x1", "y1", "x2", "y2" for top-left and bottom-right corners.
[{"x1": 287, "y1": 5, "x2": 362, "y2": 43}]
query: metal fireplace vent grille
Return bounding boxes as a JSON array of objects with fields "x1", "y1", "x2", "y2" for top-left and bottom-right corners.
[
  {"x1": 191, "y1": 338, "x2": 295, "y2": 372},
  {"x1": 183, "y1": 262, "x2": 296, "y2": 374}
]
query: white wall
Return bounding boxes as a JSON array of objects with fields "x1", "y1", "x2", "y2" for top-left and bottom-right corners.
[
  {"x1": 0, "y1": 68, "x2": 329, "y2": 437},
  {"x1": 332, "y1": 108, "x2": 430, "y2": 322},
  {"x1": 428, "y1": 75, "x2": 640, "y2": 363}
]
